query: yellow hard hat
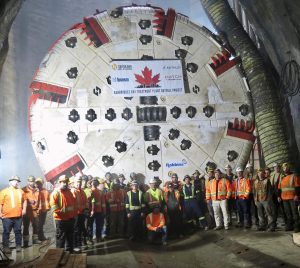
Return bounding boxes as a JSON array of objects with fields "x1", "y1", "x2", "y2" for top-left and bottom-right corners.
[
  {"x1": 58, "y1": 174, "x2": 69, "y2": 183},
  {"x1": 35, "y1": 177, "x2": 44, "y2": 184},
  {"x1": 98, "y1": 178, "x2": 105, "y2": 184},
  {"x1": 256, "y1": 168, "x2": 264, "y2": 173},
  {"x1": 28, "y1": 176, "x2": 36, "y2": 182},
  {"x1": 282, "y1": 162, "x2": 289, "y2": 168}
]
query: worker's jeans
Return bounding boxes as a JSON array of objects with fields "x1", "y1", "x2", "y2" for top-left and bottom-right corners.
[
  {"x1": 206, "y1": 200, "x2": 216, "y2": 228},
  {"x1": 128, "y1": 210, "x2": 143, "y2": 240},
  {"x1": 55, "y1": 218, "x2": 75, "y2": 252},
  {"x1": 283, "y1": 200, "x2": 300, "y2": 230},
  {"x1": 87, "y1": 212, "x2": 104, "y2": 240},
  {"x1": 110, "y1": 211, "x2": 125, "y2": 236},
  {"x1": 74, "y1": 213, "x2": 86, "y2": 247},
  {"x1": 212, "y1": 199, "x2": 230, "y2": 228},
  {"x1": 38, "y1": 211, "x2": 48, "y2": 241},
  {"x1": 236, "y1": 199, "x2": 251, "y2": 226},
  {"x1": 148, "y1": 226, "x2": 167, "y2": 243},
  {"x1": 2, "y1": 217, "x2": 22, "y2": 247},
  {"x1": 184, "y1": 199, "x2": 207, "y2": 227},
  {"x1": 167, "y1": 209, "x2": 183, "y2": 236},
  {"x1": 23, "y1": 214, "x2": 39, "y2": 240},
  {"x1": 272, "y1": 194, "x2": 286, "y2": 225},
  {"x1": 255, "y1": 200, "x2": 275, "y2": 229}
]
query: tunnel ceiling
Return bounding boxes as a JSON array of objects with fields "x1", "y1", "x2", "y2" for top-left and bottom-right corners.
[{"x1": 28, "y1": 5, "x2": 254, "y2": 183}]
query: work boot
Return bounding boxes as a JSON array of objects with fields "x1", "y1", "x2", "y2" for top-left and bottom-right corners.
[
  {"x1": 32, "y1": 235, "x2": 42, "y2": 245},
  {"x1": 16, "y1": 245, "x2": 22, "y2": 252},
  {"x1": 23, "y1": 241, "x2": 29, "y2": 248},
  {"x1": 3, "y1": 247, "x2": 11, "y2": 254}
]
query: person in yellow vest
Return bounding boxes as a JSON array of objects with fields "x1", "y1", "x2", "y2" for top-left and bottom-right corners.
[
  {"x1": 81, "y1": 175, "x2": 92, "y2": 247},
  {"x1": 35, "y1": 177, "x2": 50, "y2": 242},
  {"x1": 0, "y1": 176, "x2": 27, "y2": 254},
  {"x1": 146, "y1": 205, "x2": 167, "y2": 245},
  {"x1": 144, "y1": 178, "x2": 164, "y2": 213},
  {"x1": 126, "y1": 180, "x2": 145, "y2": 241},
  {"x1": 50, "y1": 175, "x2": 76, "y2": 252},
  {"x1": 253, "y1": 169, "x2": 275, "y2": 232},
  {"x1": 22, "y1": 176, "x2": 41, "y2": 247},
  {"x1": 270, "y1": 163, "x2": 286, "y2": 226},
  {"x1": 278, "y1": 163, "x2": 300, "y2": 232},
  {"x1": 70, "y1": 176, "x2": 88, "y2": 251},
  {"x1": 206, "y1": 169, "x2": 231, "y2": 230}
]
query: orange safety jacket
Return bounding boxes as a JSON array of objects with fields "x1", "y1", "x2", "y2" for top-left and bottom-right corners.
[
  {"x1": 206, "y1": 178, "x2": 231, "y2": 200},
  {"x1": 144, "y1": 188, "x2": 163, "y2": 208},
  {"x1": 146, "y1": 212, "x2": 166, "y2": 231},
  {"x1": 0, "y1": 186, "x2": 25, "y2": 218},
  {"x1": 163, "y1": 190, "x2": 181, "y2": 210},
  {"x1": 278, "y1": 173, "x2": 300, "y2": 200},
  {"x1": 50, "y1": 189, "x2": 76, "y2": 220},
  {"x1": 39, "y1": 188, "x2": 50, "y2": 212},
  {"x1": 22, "y1": 186, "x2": 40, "y2": 216},
  {"x1": 106, "y1": 189, "x2": 126, "y2": 212},
  {"x1": 71, "y1": 188, "x2": 88, "y2": 214},
  {"x1": 91, "y1": 189, "x2": 106, "y2": 213},
  {"x1": 254, "y1": 178, "x2": 272, "y2": 202},
  {"x1": 163, "y1": 181, "x2": 183, "y2": 192},
  {"x1": 232, "y1": 178, "x2": 251, "y2": 199}
]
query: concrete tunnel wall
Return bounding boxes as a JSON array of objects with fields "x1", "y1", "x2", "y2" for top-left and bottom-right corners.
[{"x1": 0, "y1": 0, "x2": 213, "y2": 186}]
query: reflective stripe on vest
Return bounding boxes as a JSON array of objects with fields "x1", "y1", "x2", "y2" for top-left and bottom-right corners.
[
  {"x1": 237, "y1": 179, "x2": 247, "y2": 196},
  {"x1": 9, "y1": 188, "x2": 22, "y2": 209},
  {"x1": 281, "y1": 174, "x2": 295, "y2": 192},
  {"x1": 209, "y1": 179, "x2": 227, "y2": 197},
  {"x1": 127, "y1": 191, "x2": 143, "y2": 210},
  {"x1": 147, "y1": 213, "x2": 163, "y2": 228},
  {"x1": 183, "y1": 184, "x2": 194, "y2": 199}
]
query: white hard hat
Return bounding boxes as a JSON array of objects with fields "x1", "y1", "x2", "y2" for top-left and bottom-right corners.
[
  {"x1": 236, "y1": 167, "x2": 243, "y2": 172},
  {"x1": 272, "y1": 162, "x2": 280, "y2": 167},
  {"x1": 149, "y1": 178, "x2": 156, "y2": 184},
  {"x1": 225, "y1": 164, "x2": 232, "y2": 170},
  {"x1": 246, "y1": 163, "x2": 252, "y2": 168}
]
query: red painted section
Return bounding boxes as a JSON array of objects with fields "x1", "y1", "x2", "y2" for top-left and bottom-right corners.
[
  {"x1": 84, "y1": 17, "x2": 110, "y2": 44},
  {"x1": 45, "y1": 155, "x2": 83, "y2": 182},
  {"x1": 227, "y1": 128, "x2": 256, "y2": 142},
  {"x1": 164, "y1": 9, "x2": 176, "y2": 38},
  {"x1": 227, "y1": 119, "x2": 256, "y2": 142},
  {"x1": 28, "y1": 94, "x2": 40, "y2": 138},
  {"x1": 30, "y1": 81, "x2": 69, "y2": 96},
  {"x1": 214, "y1": 57, "x2": 241, "y2": 76}
]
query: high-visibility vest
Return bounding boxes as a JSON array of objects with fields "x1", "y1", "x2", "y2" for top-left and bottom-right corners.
[
  {"x1": 39, "y1": 188, "x2": 50, "y2": 212},
  {"x1": 91, "y1": 189, "x2": 106, "y2": 213},
  {"x1": 206, "y1": 178, "x2": 231, "y2": 200},
  {"x1": 0, "y1": 186, "x2": 24, "y2": 218},
  {"x1": 126, "y1": 191, "x2": 145, "y2": 210},
  {"x1": 145, "y1": 188, "x2": 163, "y2": 208},
  {"x1": 163, "y1": 190, "x2": 181, "y2": 210},
  {"x1": 182, "y1": 184, "x2": 195, "y2": 200},
  {"x1": 71, "y1": 188, "x2": 88, "y2": 214},
  {"x1": 146, "y1": 212, "x2": 165, "y2": 231},
  {"x1": 232, "y1": 178, "x2": 251, "y2": 199},
  {"x1": 106, "y1": 189, "x2": 126, "y2": 212},
  {"x1": 279, "y1": 174, "x2": 300, "y2": 200},
  {"x1": 254, "y1": 179, "x2": 271, "y2": 201},
  {"x1": 22, "y1": 186, "x2": 40, "y2": 213},
  {"x1": 50, "y1": 189, "x2": 76, "y2": 220}
]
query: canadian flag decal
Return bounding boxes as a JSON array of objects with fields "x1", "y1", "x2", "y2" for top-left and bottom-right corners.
[{"x1": 135, "y1": 67, "x2": 160, "y2": 88}]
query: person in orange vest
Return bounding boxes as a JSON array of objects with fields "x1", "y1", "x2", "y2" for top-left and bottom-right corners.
[
  {"x1": 163, "y1": 182, "x2": 183, "y2": 238},
  {"x1": 22, "y1": 176, "x2": 41, "y2": 247},
  {"x1": 232, "y1": 167, "x2": 251, "y2": 228},
  {"x1": 87, "y1": 177, "x2": 106, "y2": 243},
  {"x1": 70, "y1": 176, "x2": 88, "y2": 251},
  {"x1": 206, "y1": 167, "x2": 216, "y2": 229},
  {"x1": 253, "y1": 169, "x2": 275, "y2": 231},
  {"x1": 35, "y1": 177, "x2": 50, "y2": 242},
  {"x1": 164, "y1": 173, "x2": 183, "y2": 193},
  {"x1": 146, "y1": 205, "x2": 167, "y2": 245},
  {"x1": 206, "y1": 169, "x2": 232, "y2": 230},
  {"x1": 270, "y1": 163, "x2": 286, "y2": 226},
  {"x1": 106, "y1": 180, "x2": 126, "y2": 238},
  {"x1": 50, "y1": 175, "x2": 76, "y2": 252},
  {"x1": 144, "y1": 178, "x2": 164, "y2": 212},
  {"x1": 125, "y1": 180, "x2": 145, "y2": 241},
  {"x1": 0, "y1": 176, "x2": 27, "y2": 254},
  {"x1": 278, "y1": 163, "x2": 300, "y2": 232}
]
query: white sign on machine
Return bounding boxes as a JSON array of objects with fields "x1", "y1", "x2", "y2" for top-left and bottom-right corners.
[{"x1": 110, "y1": 59, "x2": 185, "y2": 96}]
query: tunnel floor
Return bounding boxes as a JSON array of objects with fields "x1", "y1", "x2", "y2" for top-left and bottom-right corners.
[{"x1": 4, "y1": 220, "x2": 300, "y2": 268}]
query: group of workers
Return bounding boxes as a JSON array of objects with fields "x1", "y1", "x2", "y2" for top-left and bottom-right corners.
[{"x1": 0, "y1": 162, "x2": 299, "y2": 254}]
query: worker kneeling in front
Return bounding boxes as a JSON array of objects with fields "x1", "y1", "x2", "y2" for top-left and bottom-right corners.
[{"x1": 146, "y1": 205, "x2": 167, "y2": 246}]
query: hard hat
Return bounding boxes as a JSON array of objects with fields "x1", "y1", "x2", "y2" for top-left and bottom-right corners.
[
  {"x1": 98, "y1": 178, "x2": 105, "y2": 184},
  {"x1": 68, "y1": 177, "x2": 74, "y2": 184},
  {"x1": 9, "y1": 175, "x2": 21, "y2": 182},
  {"x1": 113, "y1": 178, "x2": 120, "y2": 185},
  {"x1": 118, "y1": 174, "x2": 125, "y2": 178},
  {"x1": 264, "y1": 167, "x2": 271, "y2": 172},
  {"x1": 131, "y1": 180, "x2": 138, "y2": 185},
  {"x1": 207, "y1": 167, "x2": 214, "y2": 173},
  {"x1": 236, "y1": 167, "x2": 243, "y2": 172},
  {"x1": 183, "y1": 175, "x2": 191, "y2": 181},
  {"x1": 246, "y1": 163, "x2": 252, "y2": 168},
  {"x1": 81, "y1": 175, "x2": 88, "y2": 181},
  {"x1": 225, "y1": 164, "x2": 232, "y2": 170},
  {"x1": 282, "y1": 162, "x2": 290, "y2": 168},
  {"x1": 171, "y1": 173, "x2": 178, "y2": 178},
  {"x1": 214, "y1": 168, "x2": 222, "y2": 173},
  {"x1": 28, "y1": 176, "x2": 36, "y2": 182},
  {"x1": 256, "y1": 168, "x2": 264, "y2": 174},
  {"x1": 35, "y1": 177, "x2": 44, "y2": 184},
  {"x1": 130, "y1": 172, "x2": 136, "y2": 179},
  {"x1": 105, "y1": 172, "x2": 111, "y2": 177},
  {"x1": 149, "y1": 178, "x2": 156, "y2": 184},
  {"x1": 92, "y1": 176, "x2": 100, "y2": 182},
  {"x1": 58, "y1": 175, "x2": 69, "y2": 183},
  {"x1": 272, "y1": 162, "x2": 280, "y2": 168}
]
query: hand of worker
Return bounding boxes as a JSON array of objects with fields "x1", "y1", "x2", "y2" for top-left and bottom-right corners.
[
  {"x1": 294, "y1": 195, "x2": 299, "y2": 202},
  {"x1": 140, "y1": 212, "x2": 145, "y2": 218},
  {"x1": 22, "y1": 208, "x2": 26, "y2": 216},
  {"x1": 277, "y1": 197, "x2": 282, "y2": 202},
  {"x1": 127, "y1": 213, "x2": 131, "y2": 218},
  {"x1": 0, "y1": 212, "x2": 2, "y2": 218},
  {"x1": 90, "y1": 211, "x2": 94, "y2": 217}
]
